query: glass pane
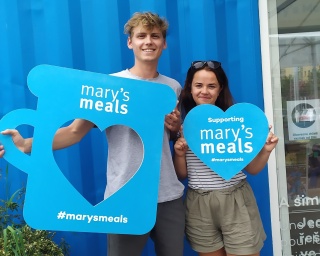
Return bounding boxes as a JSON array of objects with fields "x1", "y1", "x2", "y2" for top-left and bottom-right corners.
[{"x1": 268, "y1": 0, "x2": 320, "y2": 255}]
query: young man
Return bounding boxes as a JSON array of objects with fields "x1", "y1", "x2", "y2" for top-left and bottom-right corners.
[
  {"x1": 0, "y1": 12, "x2": 185, "y2": 256},
  {"x1": 105, "y1": 12, "x2": 185, "y2": 256}
]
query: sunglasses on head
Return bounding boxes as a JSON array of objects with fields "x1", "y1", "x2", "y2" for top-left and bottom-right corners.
[{"x1": 191, "y1": 61, "x2": 221, "y2": 70}]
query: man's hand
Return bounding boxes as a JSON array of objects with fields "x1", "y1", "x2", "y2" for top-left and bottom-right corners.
[
  {"x1": 165, "y1": 101, "x2": 181, "y2": 132},
  {"x1": 0, "y1": 129, "x2": 29, "y2": 156},
  {"x1": 0, "y1": 145, "x2": 4, "y2": 158}
]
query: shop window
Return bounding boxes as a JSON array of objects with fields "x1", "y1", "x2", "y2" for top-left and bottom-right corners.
[{"x1": 266, "y1": 0, "x2": 320, "y2": 255}]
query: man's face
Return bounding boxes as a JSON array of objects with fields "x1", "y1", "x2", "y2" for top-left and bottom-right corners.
[{"x1": 127, "y1": 24, "x2": 167, "y2": 63}]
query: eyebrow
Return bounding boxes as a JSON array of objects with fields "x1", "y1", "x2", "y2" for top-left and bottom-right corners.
[
  {"x1": 135, "y1": 32, "x2": 161, "y2": 36},
  {"x1": 135, "y1": 32, "x2": 147, "y2": 35}
]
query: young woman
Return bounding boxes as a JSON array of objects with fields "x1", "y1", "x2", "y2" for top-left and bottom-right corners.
[{"x1": 174, "y1": 61, "x2": 278, "y2": 256}]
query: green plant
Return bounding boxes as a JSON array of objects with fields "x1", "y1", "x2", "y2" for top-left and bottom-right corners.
[
  {"x1": 0, "y1": 165, "x2": 25, "y2": 233},
  {"x1": 0, "y1": 165, "x2": 70, "y2": 256},
  {"x1": 0, "y1": 225, "x2": 69, "y2": 256}
]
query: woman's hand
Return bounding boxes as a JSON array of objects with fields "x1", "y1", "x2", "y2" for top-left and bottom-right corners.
[
  {"x1": 174, "y1": 126, "x2": 188, "y2": 157},
  {"x1": 174, "y1": 137, "x2": 188, "y2": 156},
  {"x1": 263, "y1": 126, "x2": 279, "y2": 152}
]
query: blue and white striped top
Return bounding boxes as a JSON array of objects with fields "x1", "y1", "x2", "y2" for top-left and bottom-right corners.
[{"x1": 186, "y1": 149, "x2": 247, "y2": 190}]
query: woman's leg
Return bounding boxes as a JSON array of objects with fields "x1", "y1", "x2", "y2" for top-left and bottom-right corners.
[
  {"x1": 198, "y1": 248, "x2": 260, "y2": 256},
  {"x1": 198, "y1": 247, "x2": 227, "y2": 256},
  {"x1": 227, "y1": 252, "x2": 260, "y2": 256}
]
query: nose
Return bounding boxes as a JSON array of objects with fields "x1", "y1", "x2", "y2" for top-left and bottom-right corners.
[
  {"x1": 145, "y1": 35, "x2": 152, "y2": 44},
  {"x1": 201, "y1": 86, "x2": 209, "y2": 94}
]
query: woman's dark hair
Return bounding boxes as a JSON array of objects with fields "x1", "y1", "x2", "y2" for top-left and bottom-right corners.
[{"x1": 179, "y1": 63, "x2": 234, "y2": 117}]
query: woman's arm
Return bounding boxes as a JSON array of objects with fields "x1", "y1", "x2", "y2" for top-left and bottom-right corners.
[
  {"x1": 173, "y1": 136, "x2": 188, "y2": 179},
  {"x1": 245, "y1": 129, "x2": 278, "y2": 175}
]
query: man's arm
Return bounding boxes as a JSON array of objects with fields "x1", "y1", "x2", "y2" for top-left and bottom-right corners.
[
  {"x1": 0, "y1": 119, "x2": 94, "y2": 155},
  {"x1": 52, "y1": 119, "x2": 95, "y2": 150}
]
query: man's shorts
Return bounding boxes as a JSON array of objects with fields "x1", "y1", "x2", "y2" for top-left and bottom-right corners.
[{"x1": 185, "y1": 179, "x2": 266, "y2": 255}]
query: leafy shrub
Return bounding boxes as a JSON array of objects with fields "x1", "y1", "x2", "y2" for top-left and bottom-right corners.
[
  {"x1": 0, "y1": 165, "x2": 70, "y2": 255},
  {"x1": 0, "y1": 225, "x2": 69, "y2": 256}
]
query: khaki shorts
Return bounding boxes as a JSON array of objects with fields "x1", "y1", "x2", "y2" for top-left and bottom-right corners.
[{"x1": 185, "y1": 179, "x2": 266, "y2": 255}]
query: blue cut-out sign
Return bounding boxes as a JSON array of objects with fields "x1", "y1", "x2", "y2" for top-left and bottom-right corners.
[
  {"x1": 0, "y1": 65, "x2": 177, "y2": 234},
  {"x1": 183, "y1": 103, "x2": 269, "y2": 180}
]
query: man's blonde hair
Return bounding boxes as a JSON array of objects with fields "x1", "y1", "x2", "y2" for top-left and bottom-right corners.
[{"x1": 124, "y1": 12, "x2": 169, "y2": 39}]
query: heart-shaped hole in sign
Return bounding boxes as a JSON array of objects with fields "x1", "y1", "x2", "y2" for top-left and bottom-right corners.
[
  {"x1": 54, "y1": 121, "x2": 143, "y2": 206},
  {"x1": 183, "y1": 103, "x2": 269, "y2": 180}
]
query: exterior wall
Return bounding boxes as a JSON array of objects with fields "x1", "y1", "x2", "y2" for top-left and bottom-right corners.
[{"x1": 0, "y1": 1, "x2": 270, "y2": 255}]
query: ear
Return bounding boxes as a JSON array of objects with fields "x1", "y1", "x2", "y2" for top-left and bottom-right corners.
[
  {"x1": 163, "y1": 40, "x2": 167, "y2": 49},
  {"x1": 127, "y1": 37, "x2": 133, "y2": 49}
]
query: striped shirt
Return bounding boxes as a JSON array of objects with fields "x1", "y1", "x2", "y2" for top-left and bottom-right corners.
[{"x1": 186, "y1": 149, "x2": 246, "y2": 190}]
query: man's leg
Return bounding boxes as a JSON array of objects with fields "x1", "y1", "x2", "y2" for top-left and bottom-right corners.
[
  {"x1": 107, "y1": 233, "x2": 150, "y2": 256},
  {"x1": 151, "y1": 197, "x2": 185, "y2": 256}
]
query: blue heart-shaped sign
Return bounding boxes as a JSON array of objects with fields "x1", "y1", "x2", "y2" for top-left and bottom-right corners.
[{"x1": 183, "y1": 103, "x2": 269, "y2": 180}]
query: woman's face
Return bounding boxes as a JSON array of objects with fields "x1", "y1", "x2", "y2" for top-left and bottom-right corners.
[{"x1": 191, "y1": 69, "x2": 222, "y2": 105}]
